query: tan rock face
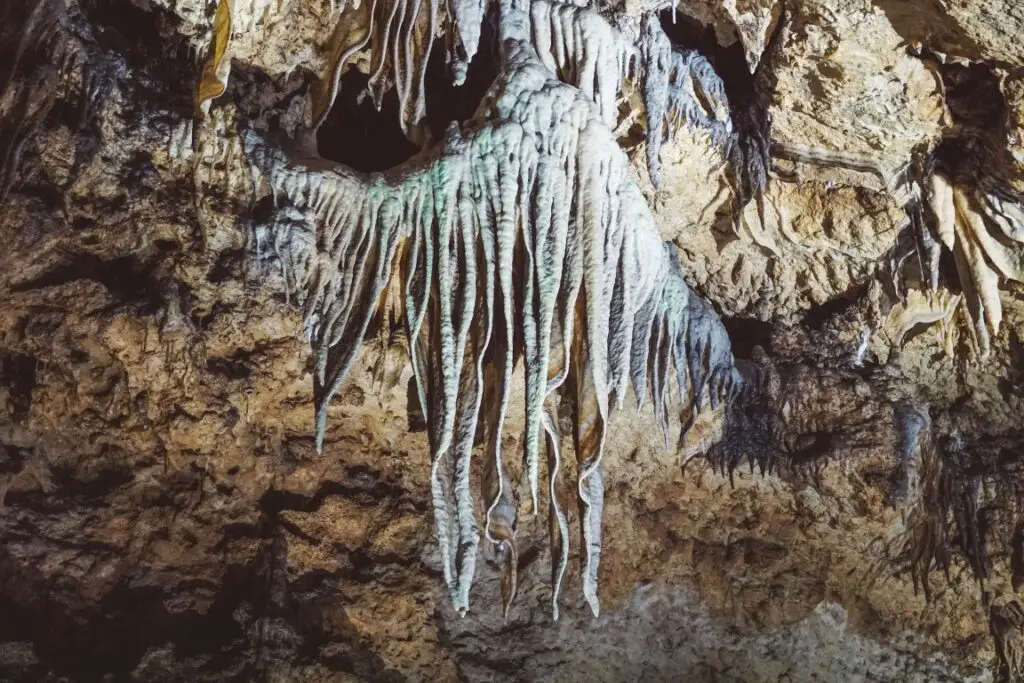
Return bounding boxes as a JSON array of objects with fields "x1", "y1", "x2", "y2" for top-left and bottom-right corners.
[
  {"x1": 876, "y1": 0, "x2": 1024, "y2": 67},
  {"x1": 768, "y1": 0, "x2": 948, "y2": 186},
  {"x1": 3, "y1": 0, "x2": 1024, "y2": 680}
]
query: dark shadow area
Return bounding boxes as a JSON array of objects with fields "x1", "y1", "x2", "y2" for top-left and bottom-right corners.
[
  {"x1": 423, "y1": 14, "x2": 499, "y2": 141},
  {"x1": 0, "y1": 542, "x2": 250, "y2": 681},
  {"x1": 800, "y1": 286, "x2": 865, "y2": 331},
  {"x1": 315, "y1": 69, "x2": 421, "y2": 173},
  {"x1": 206, "y1": 349, "x2": 253, "y2": 380},
  {"x1": 0, "y1": 463, "x2": 415, "y2": 682},
  {"x1": 10, "y1": 253, "x2": 165, "y2": 315},
  {"x1": 0, "y1": 444, "x2": 28, "y2": 479},
  {"x1": 721, "y1": 316, "x2": 774, "y2": 358},
  {"x1": 81, "y1": 0, "x2": 192, "y2": 90},
  {"x1": 316, "y1": 17, "x2": 499, "y2": 173},
  {"x1": 944, "y1": 61, "x2": 1006, "y2": 129},
  {"x1": 657, "y1": 12, "x2": 758, "y2": 114},
  {"x1": 925, "y1": 59, "x2": 1010, "y2": 214},
  {"x1": 0, "y1": 352, "x2": 36, "y2": 423}
]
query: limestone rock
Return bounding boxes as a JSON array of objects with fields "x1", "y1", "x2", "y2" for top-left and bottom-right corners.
[
  {"x1": 3, "y1": 0, "x2": 1024, "y2": 680},
  {"x1": 768, "y1": 0, "x2": 948, "y2": 189},
  {"x1": 876, "y1": 0, "x2": 1024, "y2": 67}
]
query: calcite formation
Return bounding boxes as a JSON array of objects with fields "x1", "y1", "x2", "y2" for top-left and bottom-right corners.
[
  {"x1": 248, "y1": 0, "x2": 746, "y2": 619},
  {"x1": 4, "y1": 0, "x2": 1024, "y2": 680}
]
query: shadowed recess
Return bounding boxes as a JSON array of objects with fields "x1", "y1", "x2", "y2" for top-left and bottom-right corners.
[{"x1": 315, "y1": 69, "x2": 420, "y2": 173}]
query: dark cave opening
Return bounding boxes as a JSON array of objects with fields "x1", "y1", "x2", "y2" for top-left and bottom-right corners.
[
  {"x1": 721, "y1": 316, "x2": 773, "y2": 358},
  {"x1": 82, "y1": 0, "x2": 190, "y2": 78},
  {"x1": 316, "y1": 20, "x2": 498, "y2": 173},
  {"x1": 423, "y1": 17, "x2": 500, "y2": 141},
  {"x1": 955, "y1": 72, "x2": 1007, "y2": 123},
  {"x1": 930, "y1": 62, "x2": 1008, "y2": 176},
  {"x1": 315, "y1": 69, "x2": 421, "y2": 173}
]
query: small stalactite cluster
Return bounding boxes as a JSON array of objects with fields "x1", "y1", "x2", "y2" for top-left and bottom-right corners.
[
  {"x1": 917, "y1": 169, "x2": 1024, "y2": 356},
  {"x1": 707, "y1": 351, "x2": 884, "y2": 484},
  {"x1": 638, "y1": 13, "x2": 732, "y2": 188},
  {"x1": 890, "y1": 402, "x2": 952, "y2": 598},
  {"x1": 528, "y1": 0, "x2": 637, "y2": 128},
  {"x1": 245, "y1": 0, "x2": 742, "y2": 619},
  {"x1": 892, "y1": 403, "x2": 1024, "y2": 627},
  {"x1": 312, "y1": 0, "x2": 442, "y2": 144},
  {"x1": 895, "y1": 55, "x2": 1024, "y2": 360}
]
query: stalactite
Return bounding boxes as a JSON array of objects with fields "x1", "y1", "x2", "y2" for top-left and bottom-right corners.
[
  {"x1": 927, "y1": 172, "x2": 956, "y2": 250},
  {"x1": 638, "y1": 14, "x2": 731, "y2": 187},
  {"x1": 880, "y1": 288, "x2": 960, "y2": 357},
  {"x1": 246, "y1": 0, "x2": 741, "y2": 620},
  {"x1": 365, "y1": 0, "x2": 438, "y2": 144},
  {"x1": 913, "y1": 195, "x2": 943, "y2": 295},
  {"x1": 194, "y1": 0, "x2": 234, "y2": 120},
  {"x1": 528, "y1": 0, "x2": 637, "y2": 127},
  {"x1": 313, "y1": 0, "x2": 636, "y2": 141},
  {"x1": 918, "y1": 174, "x2": 1024, "y2": 356},
  {"x1": 704, "y1": 349, "x2": 780, "y2": 481},
  {"x1": 893, "y1": 401, "x2": 927, "y2": 507},
  {"x1": 893, "y1": 416, "x2": 1024, "y2": 605},
  {"x1": 448, "y1": 0, "x2": 488, "y2": 86},
  {"x1": 311, "y1": 0, "x2": 375, "y2": 130},
  {"x1": 313, "y1": 0, "x2": 630, "y2": 141},
  {"x1": 892, "y1": 406, "x2": 951, "y2": 601},
  {"x1": 983, "y1": 184, "x2": 1024, "y2": 243},
  {"x1": 309, "y1": 0, "x2": 747, "y2": 182}
]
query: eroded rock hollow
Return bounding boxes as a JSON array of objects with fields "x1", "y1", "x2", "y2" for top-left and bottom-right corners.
[{"x1": 3, "y1": 0, "x2": 1024, "y2": 680}]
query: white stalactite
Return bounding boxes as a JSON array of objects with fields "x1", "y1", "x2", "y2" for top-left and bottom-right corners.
[
  {"x1": 247, "y1": 0, "x2": 741, "y2": 620},
  {"x1": 529, "y1": 0, "x2": 637, "y2": 127},
  {"x1": 638, "y1": 14, "x2": 732, "y2": 186},
  {"x1": 448, "y1": 0, "x2": 488, "y2": 85}
]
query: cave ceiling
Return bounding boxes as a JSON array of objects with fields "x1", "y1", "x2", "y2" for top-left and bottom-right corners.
[{"x1": 3, "y1": 0, "x2": 1024, "y2": 680}]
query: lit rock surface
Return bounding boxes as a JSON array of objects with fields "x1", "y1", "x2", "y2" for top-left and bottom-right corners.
[{"x1": 3, "y1": 0, "x2": 1024, "y2": 680}]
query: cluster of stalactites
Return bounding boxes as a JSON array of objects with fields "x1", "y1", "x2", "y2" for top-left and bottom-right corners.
[
  {"x1": 312, "y1": 0, "x2": 492, "y2": 142},
  {"x1": 889, "y1": 402, "x2": 951, "y2": 600},
  {"x1": 311, "y1": 0, "x2": 439, "y2": 143},
  {"x1": 891, "y1": 405, "x2": 1011, "y2": 603},
  {"x1": 892, "y1": 401, "x2": 928, "y2": 508},
  {"x1": 920, "y1": 172, "x2": 1024, "y2": 356},
  {"x1": 528, "y1": 0, "x2": 638, "y2": 127},
  {"x1": 248, "y1": 0, "x2": 740, "y2": 621},
  {"x1": 314, "y1": 0, "x2": 636, "y2": 139},
  {"x1": 637, "y1": 13, "x2": 732, "y2": 187},
  {"x1": 310, "y1": 0, "x2": 735, "y2": 170}
]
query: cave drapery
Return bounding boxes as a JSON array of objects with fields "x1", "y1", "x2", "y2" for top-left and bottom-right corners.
[{"x1": 243, "y1": 0, "x2": 743, "y2": 619}]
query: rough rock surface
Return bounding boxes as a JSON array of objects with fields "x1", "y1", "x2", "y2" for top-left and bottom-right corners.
[{"x1": 3, "y1": 0, "x2": 1024, "y2": 681}]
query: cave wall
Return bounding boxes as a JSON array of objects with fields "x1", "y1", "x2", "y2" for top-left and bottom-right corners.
[{"x1": 2, "y1": 0, "x2": 1024, "y2": 681}]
